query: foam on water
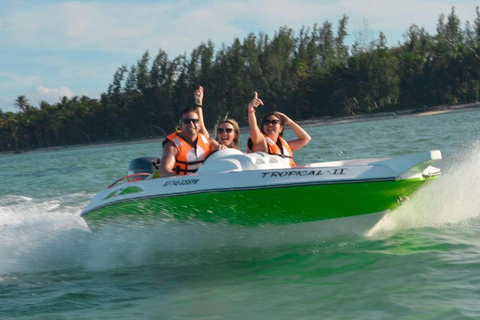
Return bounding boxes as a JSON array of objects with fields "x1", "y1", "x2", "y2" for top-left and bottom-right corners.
[
  {"x1": 0, "y1": 194, "x2": 92, "y2": 274},
  {"x1": 0, "y1": 193, "x2": 290, "y2": 275},
  {"x1": 0, "y1": 194, "x2": 355, "y2": 276},
  {"x1": 367, "y1": 141, "x2": 480, "y2": 237}
]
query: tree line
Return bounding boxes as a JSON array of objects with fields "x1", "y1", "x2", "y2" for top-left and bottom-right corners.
[{"x1": 1, "y1": 7, "x2": 479, "y2": 153}]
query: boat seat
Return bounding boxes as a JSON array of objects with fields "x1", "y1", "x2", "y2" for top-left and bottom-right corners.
[{"x1": 198, "y1": 149, "x2": 291, "y2": 173}]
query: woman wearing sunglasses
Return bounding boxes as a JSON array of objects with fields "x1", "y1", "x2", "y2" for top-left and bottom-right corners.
[
  {"x1": 215, "y1": 119, "x2": 241, "y2": 149},
  {"x1": 246, "y1": 92, "x2": 311, "y2": 166},
  {"x1": 159, "y1": 86, "x2": 219, "y2": 177}
]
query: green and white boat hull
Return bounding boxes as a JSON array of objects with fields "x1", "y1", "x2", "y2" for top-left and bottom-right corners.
[{"x1": 81, "y1": 150, "x2": 441, "y2": 228}]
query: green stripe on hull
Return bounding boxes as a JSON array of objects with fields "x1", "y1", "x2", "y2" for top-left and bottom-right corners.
[{"x1": 85, "y1": 177, "x2": 436, "y2": 226}]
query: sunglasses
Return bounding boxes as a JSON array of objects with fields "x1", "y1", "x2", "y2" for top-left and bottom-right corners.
[
  {"x1": 263, "y1": 119, "x2": 280, "y2": 125},
  {"x1": 217, "y1": 128, "x2": 233, "y2": 133},
  {"x1": 181, "y1": 118, "x2": 200, "y2": 124}
]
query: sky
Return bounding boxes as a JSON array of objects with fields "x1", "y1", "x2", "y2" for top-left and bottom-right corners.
[{"x1": 1, "y1": 0, "x2": 479, "y2": 113}]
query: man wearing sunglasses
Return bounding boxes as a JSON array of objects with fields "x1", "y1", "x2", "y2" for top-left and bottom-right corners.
[{"x1": 159, "y1": 86, "x2": 219, "y2": 177}]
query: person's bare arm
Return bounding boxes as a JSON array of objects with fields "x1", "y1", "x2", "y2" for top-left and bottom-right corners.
[
  {"x1": 209, "y1": 138, "x2": 227, "y2": 152},
  {"x1": 158, "y1": 142, "x2": 179, "y2": 177},
  {"x1": 247, "y1": 92, "x2": 267, "y2": 152},
  {"x1": 275, "y1": 111, "x2": 311, "y2": 152},
  {"x1": 194, "y1": 86, "x2": 210, "y2": 139}
]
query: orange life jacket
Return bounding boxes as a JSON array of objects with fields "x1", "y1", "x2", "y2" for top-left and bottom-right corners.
[
  {"x1": 163, "y1": 132, "x2": 211, "y2": 175},
  {"x1": 247, "y1": 134, "x2": 296, "y2": 166}
]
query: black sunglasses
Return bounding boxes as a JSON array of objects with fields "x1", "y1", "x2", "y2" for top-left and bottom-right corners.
[
  {"x1": 217, "y1": 128, "x2": 233, "y2": 133},
  {"x1": 181, "y1": 118, "x2": 200, "y2": 124},
  {"x1": 263, "y1": 119, "x2": 280, "y2": 125}
]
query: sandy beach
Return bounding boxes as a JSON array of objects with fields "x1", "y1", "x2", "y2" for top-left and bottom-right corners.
[{"x1": 3, "y1": 102, "x2": 480, "y2": 156}]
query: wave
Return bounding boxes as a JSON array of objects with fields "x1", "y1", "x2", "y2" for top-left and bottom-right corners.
[{"x1": 0, "y1": 194, "x2": 90, "y2": 274}]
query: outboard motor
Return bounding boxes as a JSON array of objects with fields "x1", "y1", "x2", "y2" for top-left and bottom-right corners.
[{"x1": 126, "y1": 156, "x2": 160, "y2": 182}]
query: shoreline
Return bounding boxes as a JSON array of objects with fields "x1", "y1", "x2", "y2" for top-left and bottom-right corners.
[
  {"x1": 296, "y1": 102, "x2": 480, "y2": 127},
  {"x1": 3, "y1": 102, "x2": 480, "y2": 157}
]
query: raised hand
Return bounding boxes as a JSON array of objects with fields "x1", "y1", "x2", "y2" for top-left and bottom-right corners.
[
  {"x1": 194, "y1": 86, "x2": 204, "y2": 106},
  {"x1": 274, "y1": 111, "x2": 291, "y2": 125},
  {"x1": 247, "y1": 91, "x2": 264, "y2": 111}
]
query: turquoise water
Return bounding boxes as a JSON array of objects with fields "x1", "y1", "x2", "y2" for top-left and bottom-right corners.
[{"x1": 2, "y1": 110, "x2": 480, "y2": 319}]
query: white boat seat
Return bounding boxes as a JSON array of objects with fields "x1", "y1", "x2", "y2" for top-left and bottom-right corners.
[{"x1": 198, "y1": 149, "x2": 291, "y2": 173}]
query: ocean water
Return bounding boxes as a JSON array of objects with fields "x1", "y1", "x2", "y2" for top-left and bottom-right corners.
[{"x1": 2, "y1": 110, "x2": 480, "y2": 319}]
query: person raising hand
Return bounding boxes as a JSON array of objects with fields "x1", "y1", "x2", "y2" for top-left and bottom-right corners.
[
  {"x1": 246, "y1": 92, "x2": 311, "y2": 166},
  {"x1": 158, "y1": 86, "x2": 220, "y2": 177}
]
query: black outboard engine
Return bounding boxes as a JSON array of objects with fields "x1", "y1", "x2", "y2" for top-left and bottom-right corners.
[{"x1": 126, "y1": 156, "x2": 161, "y2": 181}]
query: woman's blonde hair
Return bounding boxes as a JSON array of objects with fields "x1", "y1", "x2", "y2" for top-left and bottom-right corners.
[{"x1": 215, "y1": 118, "x2": 240, "y2": 147}]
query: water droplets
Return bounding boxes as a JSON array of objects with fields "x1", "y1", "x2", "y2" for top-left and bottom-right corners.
[{"x1": 367, "y1": 141, "x2": 480, "y2": 238}]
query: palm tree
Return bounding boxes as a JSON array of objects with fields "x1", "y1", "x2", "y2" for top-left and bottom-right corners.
[{"x1": 15, "y1": 96, "x2": 30, "y2": 113}]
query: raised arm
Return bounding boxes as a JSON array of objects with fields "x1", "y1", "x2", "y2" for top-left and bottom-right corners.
[
  {"x1": 194, "y1": 86, "x2": 209, "y2": 139},
  {"x1": 158, "y1": 142, "x2": 179, "y2": 177},
  {"x1": 274, "y1": 111, "x2": 311, "y2": 152},
  {"x1": 247, "y1": 92, "x2": 267, "y2": 152}
]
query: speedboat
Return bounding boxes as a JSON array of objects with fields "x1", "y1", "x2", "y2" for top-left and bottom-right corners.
[{"x1": 81, "y1": 149, "x2": 442, "y2": 230}]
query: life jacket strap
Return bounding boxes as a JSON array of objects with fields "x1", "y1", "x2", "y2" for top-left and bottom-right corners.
[
  {"x1": 174, "y1": 166, "x2": 199, "y2": 174},
  {"x1": 175, "y1": 159, "x2": 205, "y2": 165}
]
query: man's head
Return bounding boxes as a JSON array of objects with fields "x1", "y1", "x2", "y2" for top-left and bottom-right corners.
[{"x1": 179, "y1": 107, "x2": 201, "y2": 138}]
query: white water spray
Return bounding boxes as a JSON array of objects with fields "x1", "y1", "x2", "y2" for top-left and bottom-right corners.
[
  {"x1": 0, "y1": 194, "x2": 91, "y2": 274},
  {"x1": 367, "y1": 142, "x2": 480, "y2": 237}
]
